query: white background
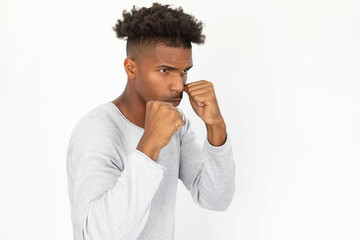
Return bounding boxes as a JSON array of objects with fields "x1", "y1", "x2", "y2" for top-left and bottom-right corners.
[{"x1": 1, "y1": 0, "x2": 359, "y2": 239}]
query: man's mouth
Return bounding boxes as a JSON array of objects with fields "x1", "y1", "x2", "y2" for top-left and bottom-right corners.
[{"x1": 167, "y1": 98, "x2": 181, "y2": 106}]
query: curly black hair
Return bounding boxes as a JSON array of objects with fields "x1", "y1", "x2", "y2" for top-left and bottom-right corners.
[{"x1": 112, "y1": 2, "x2": 205, "y2": 55}]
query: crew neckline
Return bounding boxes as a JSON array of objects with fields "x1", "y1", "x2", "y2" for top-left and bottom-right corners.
[{"x1": 107, "y1": 101, "x2": 145, "y2": 132}]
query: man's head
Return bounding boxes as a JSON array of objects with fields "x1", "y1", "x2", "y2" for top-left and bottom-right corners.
[{"x1": 112, "y1": 2, "x2": 205, "y2": 106}]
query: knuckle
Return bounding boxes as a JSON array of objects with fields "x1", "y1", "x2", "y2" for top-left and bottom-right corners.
[
  {"x1": 173, "y1": 112, "x2": 179, "y2": 120},
  {"x1": 160, "y1": 104, "x2": 167, "y2": 110}
]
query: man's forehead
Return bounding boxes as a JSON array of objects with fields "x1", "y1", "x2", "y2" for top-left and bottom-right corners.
[{"x1": 142, "y1": 44, "x2": 193, "y2": 66}]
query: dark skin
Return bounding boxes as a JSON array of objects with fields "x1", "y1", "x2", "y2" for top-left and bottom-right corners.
[
  {"x1": 112, "y1": 44, "x2": 192, "y2": 128},
  {"x1": 112, "y1": 44, "x2": 227, "y2": 160}
]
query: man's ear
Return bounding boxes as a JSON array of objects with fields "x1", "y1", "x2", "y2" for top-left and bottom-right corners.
[{"x1": 124, "y1": 57, "x2": 136, "y2": 80}]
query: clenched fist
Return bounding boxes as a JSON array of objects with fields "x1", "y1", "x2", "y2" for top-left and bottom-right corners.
[
  {"x1": 136, "y1": 100, "x2": 184, "y2": 162},
  {"x1": 184, "y1": 80, "x2": 224, "y2": 125}
]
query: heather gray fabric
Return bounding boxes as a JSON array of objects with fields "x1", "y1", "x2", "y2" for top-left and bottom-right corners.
[{"x1": 66, "y1": 101, "x2": 235, "y2": 240}]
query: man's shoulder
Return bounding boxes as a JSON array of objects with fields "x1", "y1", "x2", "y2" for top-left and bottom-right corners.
[
  {"x1": 70, "y1": 102, "x2": 117, "y2": 140},
  {"x1": 66, "y1": 102, "x2": 125, "y2": 174},
  {"x1": 76, "y1": 102, "x2": 110, "y2": 124}
]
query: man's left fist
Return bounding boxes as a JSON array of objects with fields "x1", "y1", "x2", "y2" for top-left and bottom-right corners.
[{"x1": 184, "y1": 80, "x2": 225, "y2": 125}]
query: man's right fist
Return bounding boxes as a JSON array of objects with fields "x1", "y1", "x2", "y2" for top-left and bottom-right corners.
[
  {"x1": 136, "y1": 100, "x2": 185, "y2": 162},
  {"x1": 142, "y1": 100, "x2": 185, "y2": 149}
]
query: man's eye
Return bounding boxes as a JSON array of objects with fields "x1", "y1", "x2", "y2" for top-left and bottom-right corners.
[
  {"x1": 182, "y1": 69, "x2": 189, "y2": 74},
  {"x1": 160, "y1": 69, "x2": 169, "y2": 73}
]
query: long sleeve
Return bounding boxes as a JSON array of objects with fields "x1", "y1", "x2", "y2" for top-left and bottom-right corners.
[
  {"x1": 67, "y1": 129, "x2": 165, "y2": 240},
  {"x1": 178, "y1": 114, "x2": 236, "y2": 211}
]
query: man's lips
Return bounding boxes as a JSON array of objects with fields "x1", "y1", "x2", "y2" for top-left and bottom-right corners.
[{"x1": 167, "y1": 98, "x2": 181, "y2": 106}]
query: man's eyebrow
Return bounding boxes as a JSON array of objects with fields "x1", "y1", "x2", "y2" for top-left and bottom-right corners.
[
  {"x1": 184, "y1": 65, "x2": 193, "y2": 70},
  {"x1": 156, "y1": 65, "x2": 193, "y2": 71}
]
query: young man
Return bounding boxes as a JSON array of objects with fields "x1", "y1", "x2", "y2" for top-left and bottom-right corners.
[{"x1": 66, "y1": 3, "x2": 235, "y2": 240}]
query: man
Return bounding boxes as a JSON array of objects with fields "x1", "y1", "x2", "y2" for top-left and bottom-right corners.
[{"x1": 66, "y1": 3, "x2": 235, "y2": 240}]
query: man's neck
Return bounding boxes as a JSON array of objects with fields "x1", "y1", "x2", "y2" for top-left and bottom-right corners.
[{"x1": 111, "y1": 86, "x2": 146, "y2": 129}]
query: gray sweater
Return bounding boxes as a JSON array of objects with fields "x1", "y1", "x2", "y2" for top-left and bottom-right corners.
[{"x1": 66, "y1": 101, "x2": 236, "y2": 240}]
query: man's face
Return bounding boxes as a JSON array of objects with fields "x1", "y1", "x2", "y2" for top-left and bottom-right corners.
[{"x1": 133, "y1": 44, "x2": 193, "y2": 107}]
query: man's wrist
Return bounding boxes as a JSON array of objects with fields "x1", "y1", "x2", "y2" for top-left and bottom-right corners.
[
  {"x1": 136, "y1": 136, "x2": 162, "y2": 162},
  {"x1": 205, "y1": 120, "x2": 227, "y2": 146}
]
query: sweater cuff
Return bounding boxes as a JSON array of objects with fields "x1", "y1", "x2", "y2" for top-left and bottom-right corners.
[
  {"x1": 134, "y1": 149, "x2": 166, "y2": 172},
  {"x1": 202, "y1": 134, "x2": 234, "y2": 174},
  {"x1": 203, "y1": 134, "x2": 232, "y2": 153}
]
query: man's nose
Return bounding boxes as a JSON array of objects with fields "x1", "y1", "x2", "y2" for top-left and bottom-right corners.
[{"x1": 171, "y1": 74, "x2": 186, "y2": 93}]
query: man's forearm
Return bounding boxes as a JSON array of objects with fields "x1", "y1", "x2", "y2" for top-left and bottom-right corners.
[{"x1": 205, "y1": 120, "x2": 227, "y2": 146}]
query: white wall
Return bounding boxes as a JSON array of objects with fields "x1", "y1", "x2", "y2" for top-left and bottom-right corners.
[{"x1": 1, "y1": 0, "x2": 359, "y2": 239}]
